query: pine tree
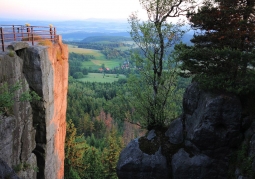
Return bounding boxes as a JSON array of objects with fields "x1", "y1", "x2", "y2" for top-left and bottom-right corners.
[
  {"x1": 64, "y1": 120, "x2": 88, "y2": 179},
  {"x1": 102, "y1": 128, "x2": 124, "y2": 179},
  {"x1": 177, "y1": 0, "x2": 255, "y2": 94},
  {"x1": 82, "y1": 146, "x2": 104, "y2": 179}
]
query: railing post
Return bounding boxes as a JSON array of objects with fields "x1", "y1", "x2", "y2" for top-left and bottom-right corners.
[
  {"x1": 50, "y1": 27, "x2": 53, "y2": 41},
  {"x1": 31, "y1": 27, "x2": 34, "y2": 45},
  {"x1": 21, "y1": 26, "x2": 24, "y2": 38},
  {"x1": 0, "y1": 27, "x2": 5, "y2": 52},
  {"x1": 27, "y1": 26, "x2": 30, "y2": 40},
  {"x1": 12, "y1": 25, "x2": 16, "y2": 41},
  {"x1": 54, "y1": 27, "x2": 56, "y2": 43}
]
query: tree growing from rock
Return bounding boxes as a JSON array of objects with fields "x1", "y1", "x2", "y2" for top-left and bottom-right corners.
[
  {"x1": 176, "y1": 0, "x2": 255, "y2": 94},
  {"x1": 126, "y1": 0, "x2": 196, "y2": 129}
]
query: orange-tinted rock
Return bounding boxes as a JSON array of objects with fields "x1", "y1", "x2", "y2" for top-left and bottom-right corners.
[{"x1": 46, "y1": 42, "x2": 68, "y2": 179}]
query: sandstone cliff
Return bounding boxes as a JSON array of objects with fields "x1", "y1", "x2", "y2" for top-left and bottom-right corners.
[
  {"x1": 117, "y1": 82, "x2": 255, "y2": 179},
  {"x1": 0, "y1": 39, "x2": 68, "y2": 179}
]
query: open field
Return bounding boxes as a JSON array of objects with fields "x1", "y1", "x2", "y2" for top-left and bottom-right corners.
[
  {"x1": 68, "y1": 46, "x2": 124, "y2": 70},
  {"x1": 68, "y1": 46, "x2": 104, "y2": 59},
  {"x1": 77, "y1": 73, "x2": 126, "y2": 83}
]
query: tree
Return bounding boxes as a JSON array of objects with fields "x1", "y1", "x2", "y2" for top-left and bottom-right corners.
[
  {"x1": 82, "y1": 67, "x2": 88, "y2": 75},
  {"x1": 126, "y1": 0, "x2": 195, "y2": 129},
  {"x1": 102, "y1": 128, "x2": 123, "y2": 179},
  {"x1": 64, "y1": 120, "x2": 88, "y2": 179},
  {"x1": 176, "y1": 0, "x2": 255, "y2": 94},
  {"x1": 82, "y1": 146, "x2": 104, "y2": 179},
  {"x1": 73, "y1": 72, "x2": 84, "y2": 79}
]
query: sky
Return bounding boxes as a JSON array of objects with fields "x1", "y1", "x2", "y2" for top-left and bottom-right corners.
[{"x1": 0, "y1": 0, "x2": 148, "y2": 21}]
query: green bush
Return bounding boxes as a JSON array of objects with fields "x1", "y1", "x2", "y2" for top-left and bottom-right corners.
[
  {"x1": 73, "y1": 72, "x2": 84, "y2": 79},
  {"x1": 0, "y1": 82, "x2": 40, "y2": 115},
  {"x1": 8, "y1": 50, "x2": 15, "y2": 57}
]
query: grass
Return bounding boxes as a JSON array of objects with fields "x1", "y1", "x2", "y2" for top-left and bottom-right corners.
[
  {"x1": 68, "y1": 46, "x2": 124, "y2": 70},
  {"x1": 77, "y1": 73, "x2": 126, "y2": 83},
  {"x1": 69, "y1": 46, "x2": 103, "y2": 58}
]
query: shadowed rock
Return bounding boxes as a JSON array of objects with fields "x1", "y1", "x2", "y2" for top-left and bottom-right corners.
[
  {"x1": 116, "y1": 138, "x2": 169, "y2": 179},
  {"x1": 0, "y1": 158, "x2": 20, "y2": 179}
]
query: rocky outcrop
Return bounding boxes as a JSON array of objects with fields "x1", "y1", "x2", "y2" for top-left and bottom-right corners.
[
  {"x1": 117, "y1": 82, "x2": 255, "y2": 179},
  {"x1": 117, "y1": 138, "x2": 169, "y2": 179},
  {"x1": 183, "y1": 83, "x2": 242, "y2": 156},
  {"x1": 0, "y1": 40, "x2": 68, "y2": 179}
]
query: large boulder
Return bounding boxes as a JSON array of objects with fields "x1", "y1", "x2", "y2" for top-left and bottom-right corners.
[
  {"x1": 116, "y1": 138, "x2": 169, "y2": 179},
  {"x1": 165, "y1": 118, "x2": 183, "y2": 145},
  {"x1": 171, "y1": 148, "x2": 215, "y2": 179},
  {"x1": 183, "y1": 83, "x2": 242, "y2": 156}
]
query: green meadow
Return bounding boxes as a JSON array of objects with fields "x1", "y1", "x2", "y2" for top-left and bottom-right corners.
[
  {"x1": 68, "y1": 46, "x2": 124, "y2": 70},
  {"x1": 77, "y1": 73, "x2": 126, "y2": 83}
]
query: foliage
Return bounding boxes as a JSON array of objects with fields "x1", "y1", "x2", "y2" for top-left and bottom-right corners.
[
  {"x1": 21, "y1": 35, "x2": 42, "y2": 42},
  {"x1": 102, "y1": 129, "x2": 123, "y2": 179},
  {"x1": 64, "y1": 120, "x2": 88, "y2": 179},
  {"x1": 65, "y1": 64, "x2": 189, "y2": 177},
  {"x1": 126, "y1": 0, "x2": 194, "y2": 129},
  {"x1": 8, "y1": 50, "x2": 15, "y2": 57},
  {"x1": 176, "y1": 0, "x2": 255, "y2": 94},
  {"x1": 69, "y1": 52, "x2": 95, "y2": 61},
  {"x1": 228, "y1": 142, "x2": 255, "y2": 178},
  {"x1": 0, "y1": 82, "x2": 40, "y2": 115},
  {"x1": 65, "y1": 79, "x2": 144, "y2": 178},
  {"x1": 77, "y1": 73, "x2": 126, "y2": 83},
  {"x1": 13, "y1": 162, "x2": 37, "y2": 173},
  {"x1": 236, "y1": 143, "x2": 255, "y2": 178},
  {"x1": 73, "y1": 72, "x2": 85, "y2": 79},
  {"x1": 38, "y1": 39, "x2": 53, "y2": 46}
]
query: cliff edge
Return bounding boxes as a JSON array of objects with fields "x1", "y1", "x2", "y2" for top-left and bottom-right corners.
[{"x1": 0, "y1": 39, "x2": 68, "y2": 179}]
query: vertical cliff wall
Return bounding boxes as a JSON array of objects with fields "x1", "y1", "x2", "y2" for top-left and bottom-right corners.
[{"x1": 0, "y1": 39, "x2": 68, "y2": 179}]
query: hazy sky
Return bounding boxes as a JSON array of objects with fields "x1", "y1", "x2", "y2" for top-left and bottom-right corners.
[{"x1": 0, "y1": 0, "x2": 148, "y2": 21}]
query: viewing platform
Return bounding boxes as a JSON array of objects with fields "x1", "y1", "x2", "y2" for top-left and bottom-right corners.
[{"x1": 0, "y1": 25, "x2": 60, "y2": 52}]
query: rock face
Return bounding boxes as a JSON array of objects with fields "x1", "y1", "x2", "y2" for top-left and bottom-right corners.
[
  {"x1": 0, "y1": 158, "x2": 20, "y2": 179},
  {"x1": 117, "y1": 138, "x2": 169, "y2": 179},
  {"x1": 183, "y1": 83, "x2": 242, "y2": 155},
  {"x1": 0, "y1": 40, "x2": 68, "y2": 179},
  {"x1": 117, "y1": 82, "x2": 255, "y2": 179}
]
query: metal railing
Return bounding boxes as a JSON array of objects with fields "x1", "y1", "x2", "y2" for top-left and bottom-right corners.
[{"x1": 0, "y1": 25, "x2": 58, "y2": 51}]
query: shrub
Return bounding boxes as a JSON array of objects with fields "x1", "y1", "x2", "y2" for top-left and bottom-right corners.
[
  {"x1": 21, "y1": 35, "x2": 42, "y2": 42},
  {"x1": 38, "y1": 39, "x2": 53, "y2": 47},
  {"x1": 8, "y1": 50, "x2": 15, "y2": 57},
  {"x1": 0, "y1": 82, "x2": 40, "y2": 115}
]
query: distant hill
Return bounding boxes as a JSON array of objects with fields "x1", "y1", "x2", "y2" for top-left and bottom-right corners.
[
  {"x1": 62, "y1": 32, "x2": 130, "y2": 41},
  {"x1": 81, "y1": 36, "x2": 132, "y2": 43}
]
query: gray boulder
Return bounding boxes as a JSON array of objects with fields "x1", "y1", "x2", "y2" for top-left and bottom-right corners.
[
  {"x1": 116, "y1": 138, "x2": 169, "y2": 179},
  {"x1": 171, "y1": 148, "x2": 215, "y2": 179},
  {"x1": 165, "y1": 118, "x2": 183, "y2": 144},
  {"x1": 7, "y1": 42, "x2": 29, "y2": 51},
  {"x1": 183, "y1": 83, "x2": 242, "y2": 156}
]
